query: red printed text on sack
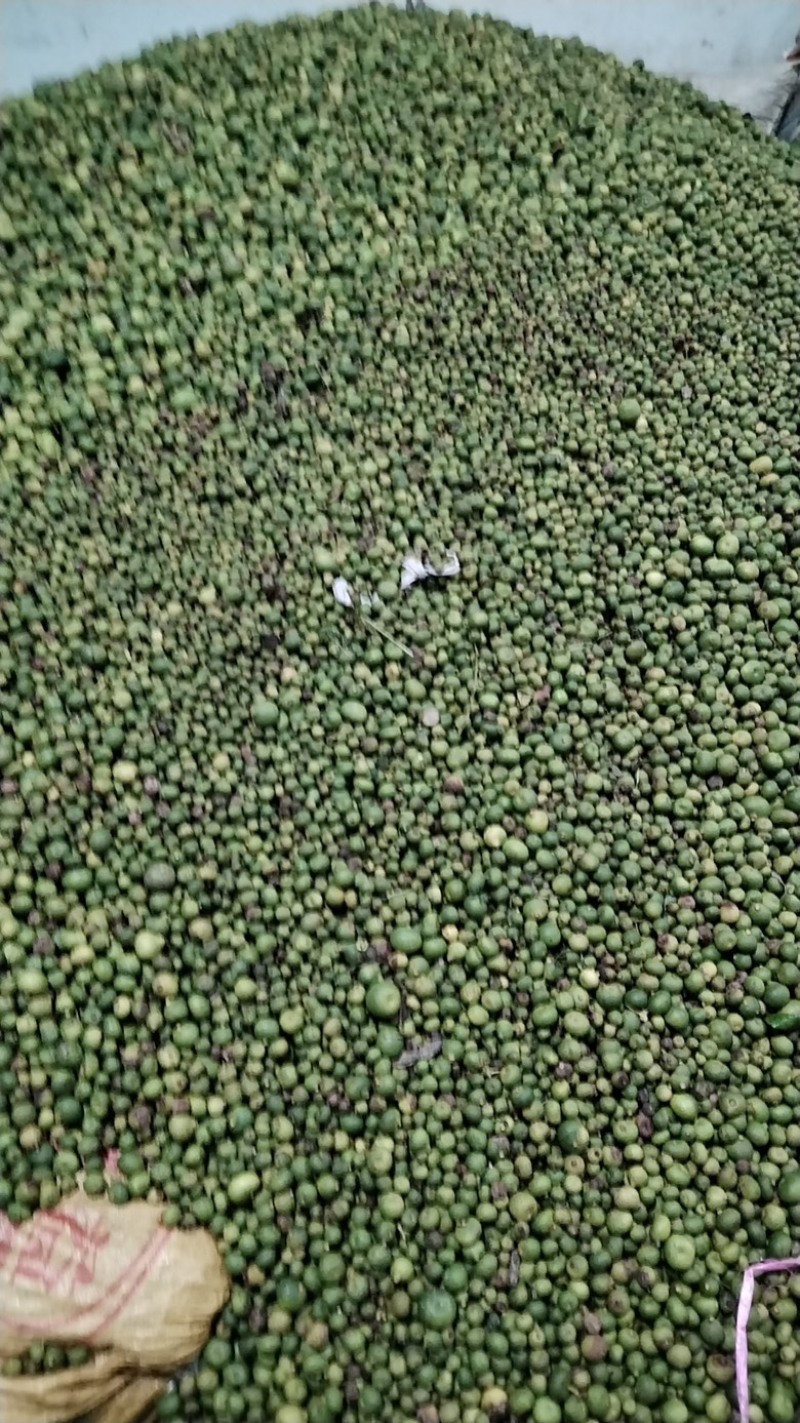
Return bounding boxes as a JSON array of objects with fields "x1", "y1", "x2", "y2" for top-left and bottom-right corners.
[{"x1": 0, "y1": 1208, "x2": 111, "y2": 1297}]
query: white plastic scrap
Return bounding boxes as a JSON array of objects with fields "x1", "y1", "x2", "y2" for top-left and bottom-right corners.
[
  {"x1": 400, "y1": 551, "x2": 460, "y2": 592},
  {"x1": 332, "y1": 576, "x2": 354, "y2": 608},
  {"x1": 332, "y1": 577, "x2": 380, "y2": 611},
  {"x1": 400, "y1": 556, "x2": 429, "y2": 591},
  {"x1": 332, "y1": 574, "x2": 414, "y2": 658},
  {"x1": 438, "y1": 551, "x2": 461, "y2": 578}
]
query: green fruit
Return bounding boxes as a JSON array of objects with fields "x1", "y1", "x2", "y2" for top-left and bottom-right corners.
[
  {"x1": 778, "y1": 1171, "x2": 800, "y2": 1205},
  {"x1": 390, "y1": 926, "x2": 422, "y2": 953},
  {"x1": 418, "y1": 1289, "x2": 457, "y2": 1331},
  {"x1": 508, "y1": 1192, "x2": 537, "y2": 1224},
  {"x1": 227, "y1": 1172, "x2": 260, "y2": 1205},
  {"x1": 617, "y1": 397, "x2": 641, "y2": 426},
  {"x1": 252, "y1": 698, "x2": 280, "y2": 728},
  {"x1": 663, "y1": 1236, "x2": 696, "y2": 1272},
  {"x1": 767, "y1": 1380, "x2": 796, "y2": 1423},
  {"x1": 532, "y1": 1401, "x2": 562, "y2": 1423},
  {"x1": 340, "y1": 700, "x2": 368, "y2": 725},
  {"x1": 143, "y1": 861, "x2": 176, "y2": 891},
  {"x1": 365, "y1": 980, "x2": 402, "y2": 1021},
  {"x1": 0, "y1": 9, "x2": 798, "y2": 1420}
]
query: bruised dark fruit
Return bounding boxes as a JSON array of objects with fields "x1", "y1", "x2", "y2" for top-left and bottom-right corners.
[{"x1": 1, "y1": 6, "x2": 800, "y2": 1422}]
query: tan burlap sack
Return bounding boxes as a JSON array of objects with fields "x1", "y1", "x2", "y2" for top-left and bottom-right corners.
[{"x1": 0, "y1": 1193, "x2": 230, "y2": 1423}]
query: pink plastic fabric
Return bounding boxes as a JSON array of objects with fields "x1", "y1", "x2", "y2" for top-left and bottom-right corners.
[
  {"x1": 736, "y1": 1256, "x2": 800, "y2": 1421},
  {"x1": 103, "y1": 1147, "x2": 122, "y2": 1181}
]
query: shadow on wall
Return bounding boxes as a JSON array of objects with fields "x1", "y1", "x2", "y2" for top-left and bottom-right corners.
[{"x1": 0, "y1": 0, "x2": 797, "y2": 100}]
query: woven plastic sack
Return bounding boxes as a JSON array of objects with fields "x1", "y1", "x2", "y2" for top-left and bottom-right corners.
[{"x1": 0, "y1": 1192, "x2": 230, "y2": 1423}]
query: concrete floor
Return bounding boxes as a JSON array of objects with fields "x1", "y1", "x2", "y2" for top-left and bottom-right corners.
[{"x1": 0, "y1": 0, "x2": 797, "y2": 122}]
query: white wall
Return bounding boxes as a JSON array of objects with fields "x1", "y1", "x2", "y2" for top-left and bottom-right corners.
[{"x1": 1, "y1": 0, "x2": 797, "y2": 110}]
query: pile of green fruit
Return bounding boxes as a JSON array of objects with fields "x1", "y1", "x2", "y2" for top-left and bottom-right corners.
[{"x1": 1, "y1": 6, "x2": 800, "y2": 1421}]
